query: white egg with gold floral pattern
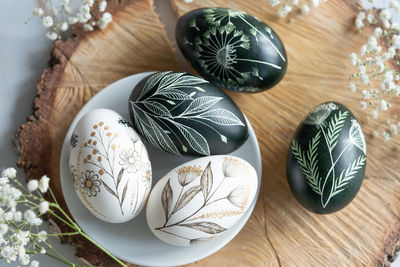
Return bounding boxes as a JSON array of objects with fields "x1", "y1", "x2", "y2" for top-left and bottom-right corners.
[
  {"x1": 69, "y1": 108, "x2": 152, "y2": 223},
  {"x1": 146, "y1": 155, "x2": 257, "y2": 246}
]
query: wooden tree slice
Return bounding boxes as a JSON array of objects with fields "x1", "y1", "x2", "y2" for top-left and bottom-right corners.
[
  {"x1": 168, "y1": 1, "x2": 400, "y2": 266},
  {"x1": 16, "y1": 0, "x2": 178, "y2": 265}
]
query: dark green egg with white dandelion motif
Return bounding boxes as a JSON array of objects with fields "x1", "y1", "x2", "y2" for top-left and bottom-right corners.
[
  {"x1": 128, "y1": 71, "x2": 248, "y2": 156},
  {"x1": 176, "y1": 7, "x2": 287, "y2": 93},
  {"x1": 287, "y1": 102, "x2": 367, "y2": 214}
]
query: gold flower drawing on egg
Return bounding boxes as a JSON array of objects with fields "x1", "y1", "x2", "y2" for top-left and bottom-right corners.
[
  {"x1": 155, "y1": 157, "x2": 250, "y2": 244},
  {"x1": 71, "y1": 120, "x2": 149, "y2": 217}
]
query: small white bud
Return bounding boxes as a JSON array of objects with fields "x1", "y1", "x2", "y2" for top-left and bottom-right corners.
[
  {"x1": 349, "y1": 82, "x2": 357, "y2": 92},
  {"x1": 27, "y1": 179, "x2": 38, "y2": 192},
  {"x1": 98, "y1": 0, "x2": 107, "y2": 12},
  {"x1": 39, "y1": 201, "x2": 49, "y2": 215},
  {"x1": 68, "y1": 16, "x2": 78, "y2": 25},
  {"x1": 301, "y1": 4, "x2": 309, "y2": 15},
  {"x1": 33, "y1": 7, "x2": 44, "y2": 17},
  {"x1": 42, "y1": 16, "x2": 54, "y2": 28},
  {"x1": 58, "y1": 22, "x2": 68, "y2": 32}
]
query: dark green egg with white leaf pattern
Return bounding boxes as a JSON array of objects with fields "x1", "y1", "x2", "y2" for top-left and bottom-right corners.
[
  {"x1": 129, "y1": 71, "x2": 248, "y2": 156},
  {"x1": 287, "y1": 102, "x2": 367, "y2": 214},
  {"x1": 176, "y1": 7, "x2": 287, "y2": 93}
]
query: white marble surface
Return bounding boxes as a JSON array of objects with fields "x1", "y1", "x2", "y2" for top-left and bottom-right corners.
[{"x1": 0, "y1": 0, "x2": 398, "y2": 266}]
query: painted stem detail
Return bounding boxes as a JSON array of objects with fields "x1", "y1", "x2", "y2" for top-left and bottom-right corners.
[
  {"x1": 291, "y1": 103, "x2": 367, "y2": 208},
  {"x1": 155, "y1": 158, "x2": 249, "y2": 243}
]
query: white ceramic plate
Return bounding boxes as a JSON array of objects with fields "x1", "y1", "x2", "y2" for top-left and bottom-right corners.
[{"x1": 60, "y1": 72, "x2": 262, "y2": 266}]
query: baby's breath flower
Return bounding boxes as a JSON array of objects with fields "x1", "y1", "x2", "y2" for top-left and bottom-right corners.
[
  {"x1": 46, "y1": 31, "x2": 58, "y2": 41},
  {"x1": 30, "y1": 260, "x2": 39, "y2": 267},
  {"x1": 310, "y1": 0, "x2": 319, "y2": 8},
  {"x1": 27, "y1": 180, "x2": 38, "y2": 192},
  {"x1": 381, "y1": 9, "x2": 392, "y2": 22},
  {"x1": 291, "y1": 0, "x2": 299, "y2": 5},
  {"x1": 38, "y1": 175, "x2": 49, "y2": 193},
  {"x1": 2, "y1": 168, "x2": 16, "y2": 179},
  {"x1": 372, "y1": 109, "x2": 379, "y2": 119},
  {"x1": 50, "y1": 6, "x2": 58, "y2": 16},
  {"x1": 356, "y1": 18, "x2": 364, "y2": 29},
  {"x1": 67, "y1": 16, "x2": 78, "y2": 25},
  {"x1": 39, "y1": 247, "x2": 46, "y2": 254},
  {"x1": 360, "y1": 101, "x2": 367, "y2": 110},
  {"x1": 183, "y1": 0, "x2": 193, "y2": 2},
  {"x1": 0, "y1": 177, "x2": 8, "y2": 186},
  {"x1": 0, "y1": 224, "x2": 8, "y2": 234},
  {"x1": 37, "y1": 231, "x2": 47, "y2": 243},
  {"x1": 392, "y1": 34, "x2": 400, "y2": 46},
  {"x1": 390, "y1": 0, "x2": 400, "y2": 13},
  {"x1": 1, "y1": 246, "x2": 17, "y2": 262},
  {"x1": 367, "y1": 13, "x2": 375, "y2": 24},
  {"x1": 270, "y1": 0, "x2": 281, "y2": 7},
  {"x1": 301, "y1": 4, "x2": 309, "y2": 15},
  {"x1": 374, "y1": 27, "x2": 382, "y2": 37},
  {"x1": 38, "y1": 201, "x2": 49, "y2": 215},
  {"x1": 32, "y1": 8, "x2": 44, "y2": 17},
  {"x1": 19, "y1": 254, "x2": 30, "y2": 265},
  {"x1": 23, "y1": 210, "x2": 37, "y2": 225},
  {"x1": 349, "y1": 82, "x2": 357, "y2": 92},
  {"x1": 83, "y1": 23, "x2": 94, "y2": 31},
  {"x1": 382, "y1": 130, "x2": 391, "y2": 140},
  {"x1": 3, "y1": 211, "x2": 13, "y2": 222},
  {"x1": 380, "y1": 99, "x2": 389, "y2": 110},
  {"x1": 58, "y1": 22, "x2": 68, "y2": 32},
  {"x1": 13, "y1": 211, "x2": 22, "y2": 222},
  {"x1": 98, "y1": 0, "x2": 107, "y2": 12},
  {"x1": 42, "y1": 16, "x2": 53, "y2": 28}
]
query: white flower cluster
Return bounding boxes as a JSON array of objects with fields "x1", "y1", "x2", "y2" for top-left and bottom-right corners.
[
  {"x1": 31, "y1": 0, "x2": 112, "y2": 41},
  {"x1": 0, "y1": 168, "x2": 51, "y2": 266},
  {"x1": 349, "y1": 1, "x2": 400, "y2": 141},
  {"x1": 269, "y1": 0, "x2": 326, "y2": 18}
]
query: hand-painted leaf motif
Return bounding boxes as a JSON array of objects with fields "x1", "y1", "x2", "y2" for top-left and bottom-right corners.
[
  {"x1": 198, "y1": 109, "x2": 245, "y2": 126},
  {"x1": 332, "y1": 155, "x2": 366, "y2": 197},
  {"x1": 200, "y1": 162, "x2": 213, "y2": 200},
  {"x1": 182, "y1": 96, "x2": 222, "y2": 115},
  {"x1": 158, "y1": 72, "x2": 186, "y2": 90},
  {"x1": 121, "y1": 182, "x2": 128, "y2": 206},
  {"x1": 291, "y1": 131, "x2": 322, "y2": 195},
  {"x1": 143, "y1": 101, "x2": 171, "y2": 116},
  {"x1": 174, "y1": 122, "x2": 210, "y2": 156},
  {"x1": 102, "y1": 181, "x2": 118, "y2": 198},
  {"x1": 169, "y1": 75, "x2": 209, "y2": 87},
  {"x1": 138, "y1": 71, "x2": 170, "y2": 100},
  {"x1": 156, "y1": 88, "x2": 193, "y2": 100},
  {"x1": 116, "y1": 168, "x2": 124, "y2": 188},
  {"x1": 180, "y1": 221, "x2": 226, "y2": 234},
  {"x1": 173, "y1": 185, "x2": 202, "y2": 213},
  {"x1": 161, "y1": 179, "x2": 173, "y2": 218},
  {"x1": 146, "y1": 115, "x2": 180, "y2": 155},
  {"x1": 326, "y1": 110, "x2": 348, "y2": 152}
]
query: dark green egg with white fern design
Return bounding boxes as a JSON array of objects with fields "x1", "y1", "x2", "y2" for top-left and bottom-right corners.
[
  {"x1": 287, "y1": 102, "x2": 367, "y2": 214},
  {"x1": 176, "y1": 7, "x2": 287, "y2": 93},
  {"x1": 128, "y1": 71, "x2": 248, "y2": 156}
]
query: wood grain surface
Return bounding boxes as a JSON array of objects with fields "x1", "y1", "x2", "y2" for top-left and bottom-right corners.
[{"x1": 16, "y1": 0, "x2": 400, "y2": 266}]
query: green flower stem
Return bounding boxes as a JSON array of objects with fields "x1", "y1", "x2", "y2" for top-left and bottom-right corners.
[{"x1": 78, "y1": 230, "x2": 127, "y2": 267}]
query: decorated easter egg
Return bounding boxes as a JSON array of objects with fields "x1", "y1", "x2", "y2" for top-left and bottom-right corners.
[
  {"x1": 146, "y1": 155, "x2": 258, "y2": 246},
  {"x1": 176, "y1": 7, "x2": 287, "y2": 93},
  {"x1": 128, "y1": 71, "x2": 248, "y2": 156},
  {"x1": 287, "y1": 102, "x2": 367, "y2": 214},
  {"x1": 69, "y1": 109, "x2": 152, "y2": 223}
]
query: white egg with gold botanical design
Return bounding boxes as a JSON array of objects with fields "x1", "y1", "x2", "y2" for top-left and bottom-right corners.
[
  {"x1": 146, "y1": 155, "x2": 258, "y2": 246},
  {"x1": 69, "y1": 108, "x2": 152, "y2": 223}
]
